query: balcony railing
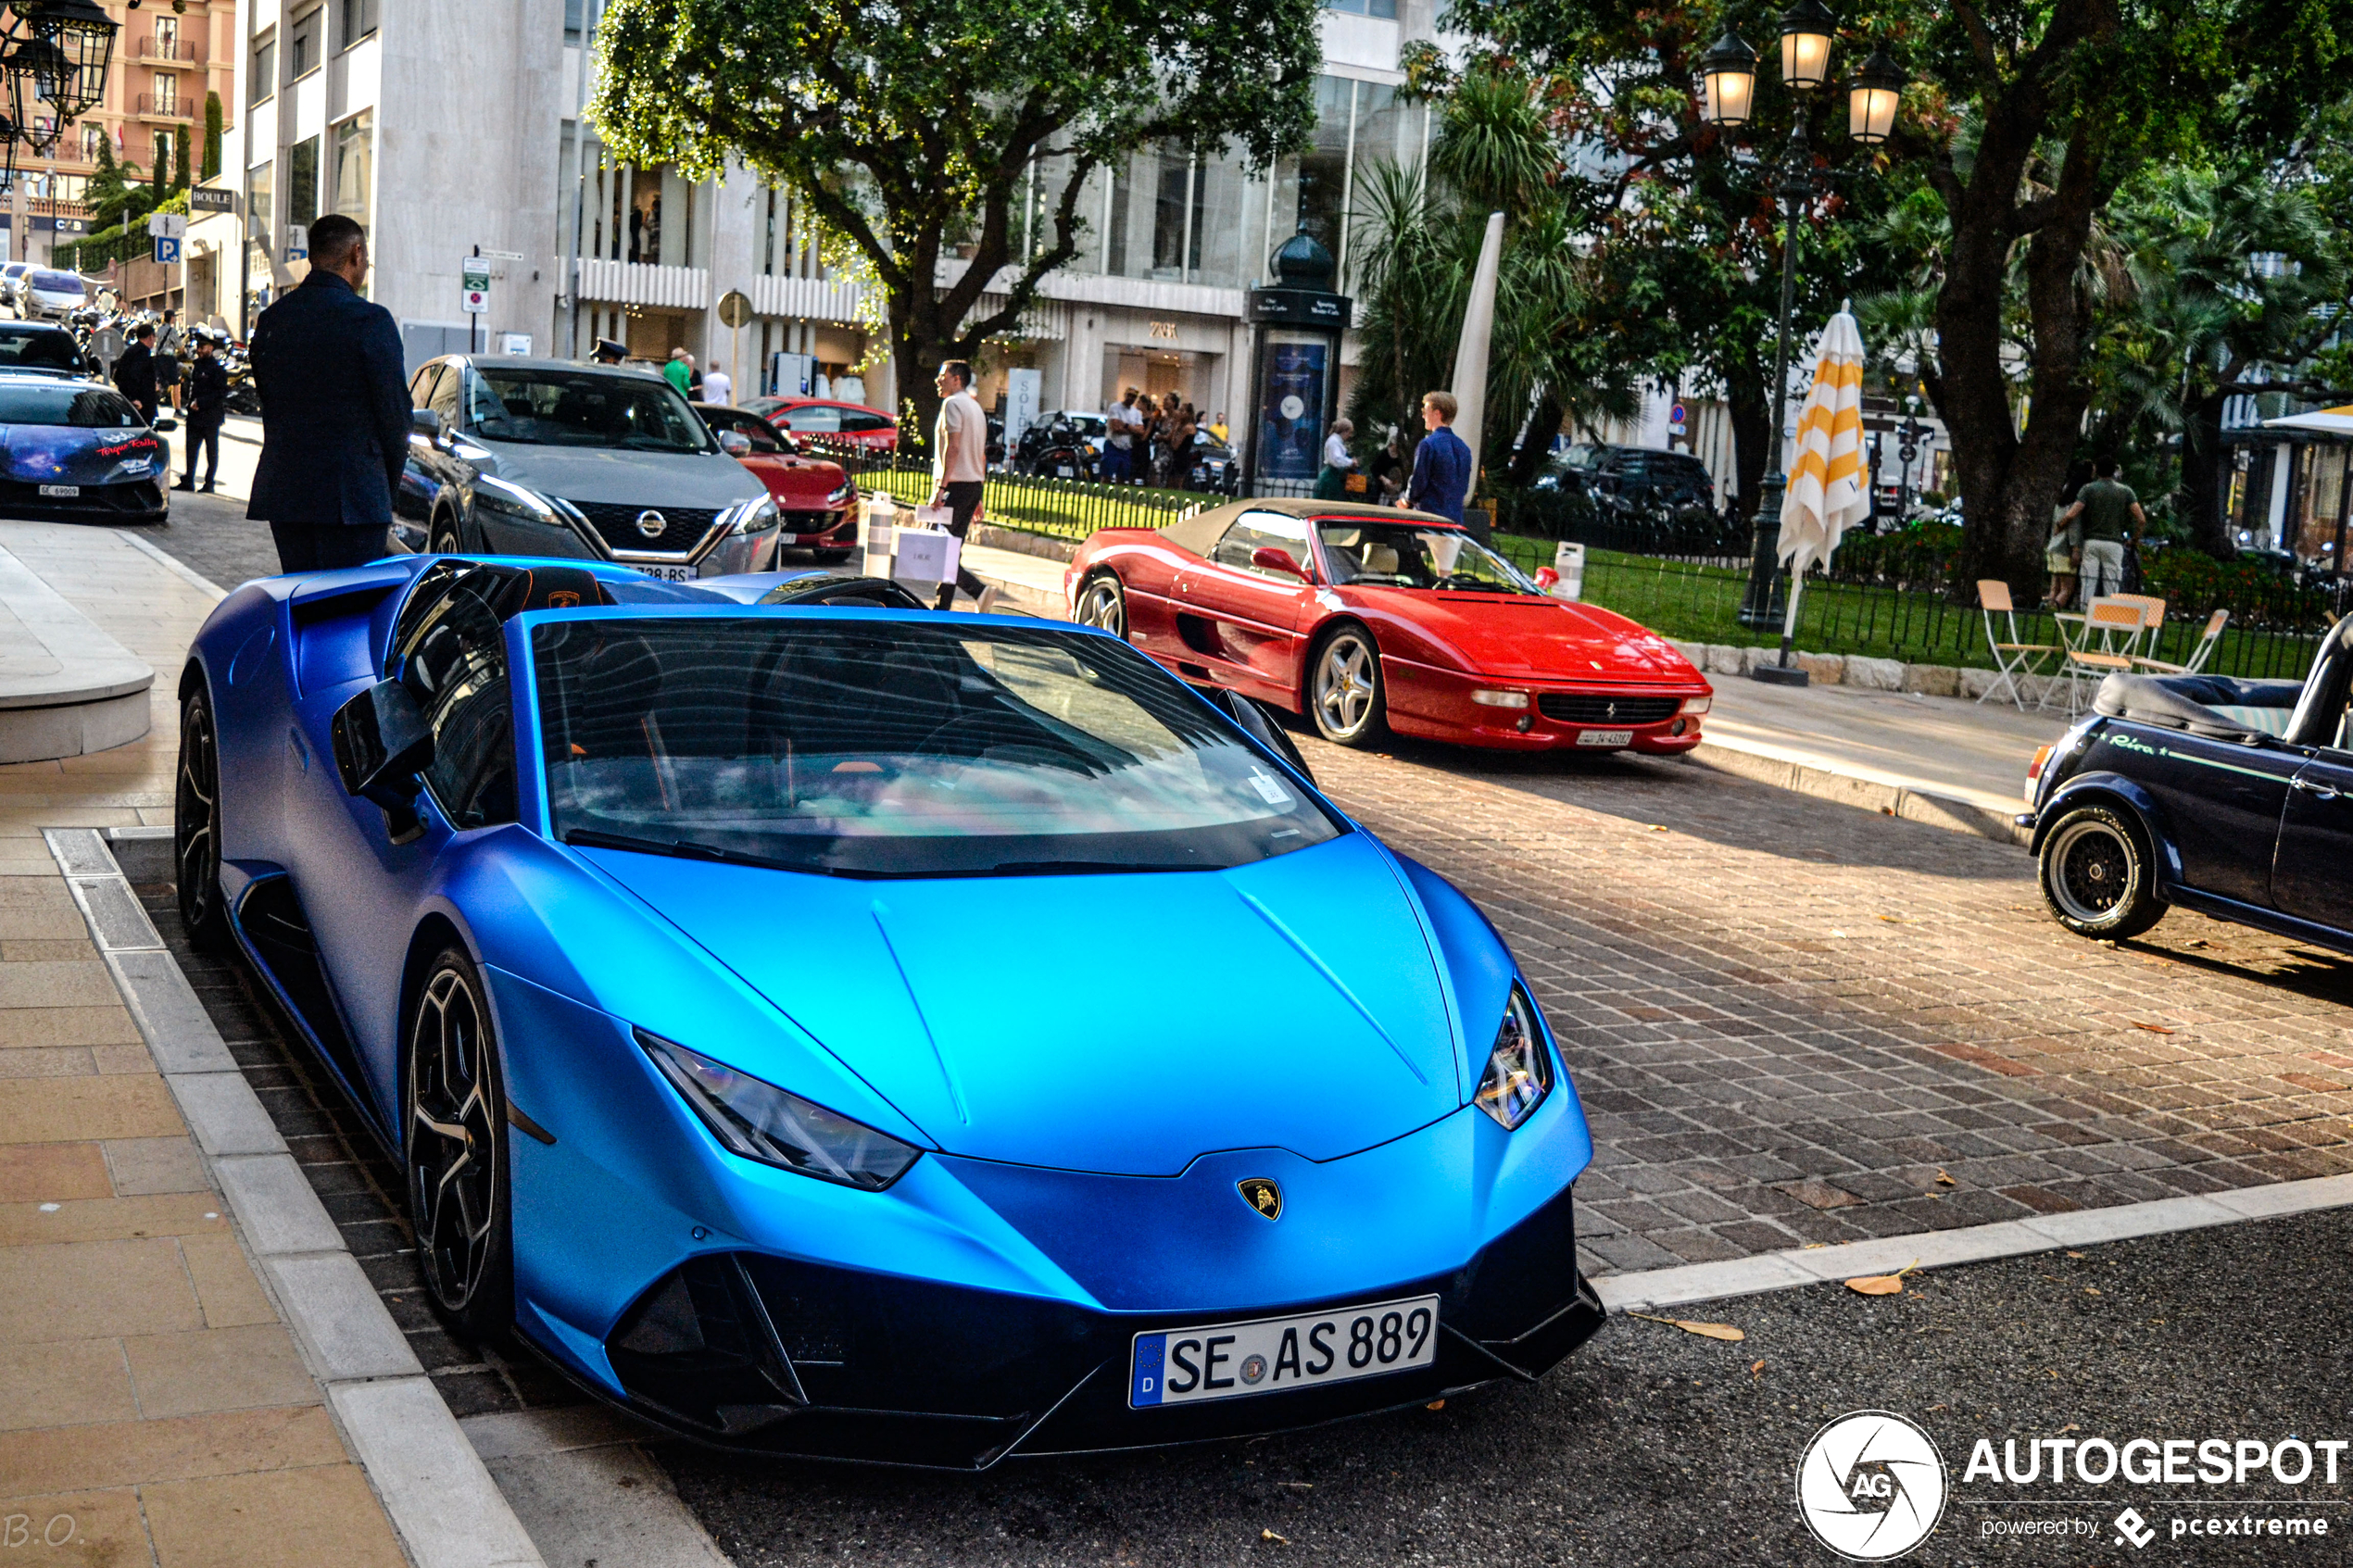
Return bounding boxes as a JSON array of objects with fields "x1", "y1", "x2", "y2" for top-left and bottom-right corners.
[
  {"x1": 133, "y1": 38, "x2": 202, "y2": 65},
  {"x1": 574, "y1": 257, "x2": 710, "y2": 308},
  {"x1": 132, "y1": 94, "x2": 192, "y2": 119}
]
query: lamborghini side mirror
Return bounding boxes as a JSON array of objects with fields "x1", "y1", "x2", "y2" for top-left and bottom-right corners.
[
  {"x1": 330, "y1": 679, "x2": 434, "y2": 841},
  {"x1": 1200, "y1": 686, "x2": 1315, "y2": 785}
]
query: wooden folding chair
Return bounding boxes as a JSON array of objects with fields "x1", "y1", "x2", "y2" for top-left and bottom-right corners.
[
  {"x1": 2047, "y1": 598, "x2": 2145, "y2": 715},
  {"x1": 2106, "y1": 594, "x2": 2168, "y2": 661},
  {"x1": 2133, "y1": 608, "x2": 2229, "y2": 674},
  {"x1": 1977, "y1": 580, "x2": 2063, "y2": 711}
]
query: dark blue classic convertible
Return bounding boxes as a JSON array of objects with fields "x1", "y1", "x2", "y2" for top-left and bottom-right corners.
[{"x1": 2023, "y1": 619, "x2": 2353, "y2": 945}]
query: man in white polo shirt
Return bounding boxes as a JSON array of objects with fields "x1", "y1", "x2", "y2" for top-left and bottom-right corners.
[{"x1": 928, "y1": 359, "x2": 997, "y2": 610}]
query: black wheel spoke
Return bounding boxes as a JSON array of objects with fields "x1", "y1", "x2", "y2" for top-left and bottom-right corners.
[{"x1": 406, "y1": 964, "x2": 500, "y2": 1315}]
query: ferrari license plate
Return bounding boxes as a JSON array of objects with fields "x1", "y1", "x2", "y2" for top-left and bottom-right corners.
[
  {"x1": 776, "y1": 533, "x2": 801, "y2": 545},
  {"x1": 635, "y1": 564, "x2": 696, "y2": 582},
  {"x1": 1129, "y1": 1295, "x2": 1438, "y2": 1408},
  {"x1": 38, "y1": 483, "x2": 79, "y2": 497},
  {"x1": 1577, "y1": 729, "x2": 1634, "y2": 747}
]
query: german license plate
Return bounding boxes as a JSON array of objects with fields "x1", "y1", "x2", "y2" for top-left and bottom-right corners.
[
  {"x1": 1577, "y1": 729, "x2": 1634, "y2": 747},
  {"x1": 1129, "y1": 1294, "x2": 1438, "y2": 1408},
  {"x1": 39, "y1": 483, "x2": 79, "y2": 497},
  {"x1": 635, "y1": 563, "x2": 695, "y2": 582},
  {"x1": 776, "y1": 533, "x2": 801, "y2": 545}
]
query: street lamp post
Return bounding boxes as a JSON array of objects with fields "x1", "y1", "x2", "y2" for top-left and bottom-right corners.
[{"x1": 1700, "y1": 6, "x2": 1904, "y2": 637}]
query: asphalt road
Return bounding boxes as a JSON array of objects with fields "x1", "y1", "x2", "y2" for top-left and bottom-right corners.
[{"x1": 663, "y1": 1209, "x2": 2353, "y2": 1567}]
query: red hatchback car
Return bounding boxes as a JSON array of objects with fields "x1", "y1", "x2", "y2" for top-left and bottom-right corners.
[
  {"x1": 744, "y1": 395, "x2": 900, "y2": 452},
  {"x1": 696, "y1": 404, "x2": 860, "y2": 561},
  {"x1": 1064, "y1": 499, "x2": 1712, "y2": 751}
]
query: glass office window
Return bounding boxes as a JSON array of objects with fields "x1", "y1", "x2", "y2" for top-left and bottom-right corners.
[
  {"x1": 1292, "y1": 76, "x2": 1354, "y2": 259},
  {"x1": 341, "y1": 0, "x2": 379, "y2": 48},
  {"x1": 333, "y1": 110, "x2": 372, "y2": 220},
  {"x1": 288, "y1": 135, "x2": 319, "y2": 229},
  {"x1": 288, "y1": 7, "x2": 323, "y2": 78},
  {"x1": 1323, "y1": 0, "x2": 1398, "y2": 15},
  {"x1": 1151, "y1": 146, "x2": 1202, "y2": 280},
  {"x1": 249, "y1": 33, "x2": 274, "y2": 106}
]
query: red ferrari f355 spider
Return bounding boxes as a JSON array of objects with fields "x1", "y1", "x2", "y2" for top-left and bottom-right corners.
[{"x1": 1063, "y1": 499, "x2": 1712, "y2": 752}]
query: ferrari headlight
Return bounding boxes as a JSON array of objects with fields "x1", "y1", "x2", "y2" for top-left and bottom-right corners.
[
  {"x1": 473, "y1": 475, "x2": 560, "y2": 525},
  {"x1": 1474, "y1": 986, "x2": 1553, "y2": 1131},
  {"x1": 824, "y1": 482, "x2": 854, "y2": 508},
  {"x1": 638, "y1": 1030, "x2": 921, "y2": 1190}
]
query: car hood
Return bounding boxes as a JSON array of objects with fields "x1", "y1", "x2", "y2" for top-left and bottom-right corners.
[
  {"x1": 584, "y1": 832, "x2": 1466, "y2": 1176},
  {"x1": 1342, "y1": 587, "x2": 1702, "y2": 682},
  {"x1": 738, "y1": 453, "x2": 849, "y2": 503},
  {"x1": 476, "y1": 442, "x2": 765, "y2": 507},
  {"x1": 0, "y1": 424, "x2": 163, "y2": 485}
]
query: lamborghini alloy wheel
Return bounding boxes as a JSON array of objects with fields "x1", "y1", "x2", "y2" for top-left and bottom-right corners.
[
  {"x1": 2040, "y1": 805, "x2": 2164, "y2": 941},
  {"x1": 1311, "y1": 627, "x2": 1387, "y2": 747},
  {"x1": 1075, "y1": 572, "x2": 1126, "y2": 638},
  {"x1": 174, "y1": 688, "x2": 231, "y2": 949},
  {"x1": 405, "y1": 948, "x2": 514, "y2": 1337}
]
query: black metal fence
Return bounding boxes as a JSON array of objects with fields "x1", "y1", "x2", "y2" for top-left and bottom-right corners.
[{"x1": 804, "y1": 439, "x2": 1206, "y2": 544}]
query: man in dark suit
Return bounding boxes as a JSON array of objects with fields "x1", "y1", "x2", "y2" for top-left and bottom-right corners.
[
  {"x1": 1405, "y1": 389, "x2": 1472, "y2": 523},
  {"x1": 174, "y1": 333, "x2": 229, "y2": 493},
  {"x1": 246, "y1": 213, "x2": 411, "y2": 572},
  {"x1": 112, "y1": 324, "x2": 158, "y2": 426}
]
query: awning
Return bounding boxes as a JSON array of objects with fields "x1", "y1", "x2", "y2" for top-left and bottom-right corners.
[{"x1": 2262, "y1": 405, "x2": 2353, "y2": 435}]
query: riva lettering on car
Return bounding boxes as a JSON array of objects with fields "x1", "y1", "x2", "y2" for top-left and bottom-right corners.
[
  {"x1": 1167, "y1": 1339, "x2": 1202, "y2": 1393},
  {"x1": 1307, "y1": 1322, "x2": 1337, "y2": 1374},
  {"x1": 1202, "y1": 1336, "x2": 1238, "y2": 1389}
]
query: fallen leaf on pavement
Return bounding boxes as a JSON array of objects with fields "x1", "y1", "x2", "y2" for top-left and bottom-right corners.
[
  {"x1": 1845, "y1": 1261, "x2": 1920, "y2": 1297},
  {"x1": 2061, "y1": 1424, "x2": 2080, "y2": 1434},
  {"x1": 1629, "y1": 1311, "x2": 1745, "y2": 1341},
  {"x1": 2083, "y1": 1286, "x2": 2102, "y2": 1296},
  {"x1": 1649, "y1": 824, "x2": 1667, "y2": 832},
  {"x1": 2185, "y1": 938, "x2": 2209, "y2": 947},
  {"x1": 1424, "y1": 1400, "x2": 1444, "y2": 1411},
  {"x1": 2128, "y1": 1020, "x2": 2177, "y2": 1034},
  {"x1": 1750, "y1": 1360, "x2": 1767, "y2": 1375},
  {"x1": 1934, "y1": 1169, "x2": 1956, "y2": 1185},
  {"x1": 2066, "y1": 1251, "x2": 2084, "y2": 1259},
  {"x1": 1262, "y1": 1529, "x2": 1290, "y2": 1545}
]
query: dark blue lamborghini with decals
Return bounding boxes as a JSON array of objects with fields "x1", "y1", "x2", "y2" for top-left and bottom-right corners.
[
  {"x1": 2021, "y1": 616, "x2": 2353, "y2": 947},
  {"x1": 0, "y1": 348, "x2": 173, "y2": 522}
]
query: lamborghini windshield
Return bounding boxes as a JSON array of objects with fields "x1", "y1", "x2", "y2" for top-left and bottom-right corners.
[
  {"x1": 1316, "y1": 521, "x2": 1540, "y2": 594},
  {"x1": 533, "y1": 619, "x2": 1342, "y2": 878}
]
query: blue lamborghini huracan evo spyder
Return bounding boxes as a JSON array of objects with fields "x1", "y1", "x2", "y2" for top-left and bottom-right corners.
[{"x1": 176, "y1": 553, "x2": 1604, "y2": 1465}]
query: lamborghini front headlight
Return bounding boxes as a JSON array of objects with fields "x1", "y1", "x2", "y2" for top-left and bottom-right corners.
[
  {"x1": 638, "y1": 1029, "x2": 921, "y2": 1189},
  {"x1": 1474, "y1": 985, "x2": 1553, "y2": 1130}
]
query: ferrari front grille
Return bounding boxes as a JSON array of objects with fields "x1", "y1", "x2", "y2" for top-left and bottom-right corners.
[{"x1": 1536, "y1": 694, "x2": 1681, "y2": 726}]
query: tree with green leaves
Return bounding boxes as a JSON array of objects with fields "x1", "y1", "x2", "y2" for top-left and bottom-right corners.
[
  {"x1": 203, "y1": 93, "x2": 223, "y2": 182},
  {"x1": 590, "y1": 0, "x2": 1320, "y2": 437},
  {"x1": 173, "y1": 125, "x2": 190, "y2": 191},
  {"x1": 1451, "y1": 0, "x2": 2348, "y2": 585}
]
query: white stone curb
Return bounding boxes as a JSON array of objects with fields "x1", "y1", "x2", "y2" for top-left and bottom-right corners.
[
  {"x1": 47, "y1": 826, "x2": 546, "y2": 1568},
  {"x1": 1593, "y1": 1172, "x2": 2353, "y2": 1313}
]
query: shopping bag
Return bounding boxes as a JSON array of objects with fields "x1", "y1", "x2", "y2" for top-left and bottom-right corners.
[
  {"x1": 893, "y1": 526, "x2": 960, "y2": 586},
  {"x1": 913, "y1": 504, "x2": 954, "y2": 532},
  {"x1": 1344, "y1": 471, "x2": 1368, "y2": 495}
]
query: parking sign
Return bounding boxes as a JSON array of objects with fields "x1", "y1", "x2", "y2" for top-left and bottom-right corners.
[{"x1": 153, "y1": 236, "x2": 182, "y2": 265}]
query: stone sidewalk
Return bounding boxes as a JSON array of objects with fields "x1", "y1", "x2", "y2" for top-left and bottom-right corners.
[{"x1": 0, "y1": 522, "x2": 416, "y2": 1568}]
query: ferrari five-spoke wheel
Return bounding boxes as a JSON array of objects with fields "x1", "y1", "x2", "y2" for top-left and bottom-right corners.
[
  {"x1": 2039, "y1": 805, "x2": 2164, "y2": 941},
  {"x1": 174, "y1": 688, "x2": 230, "y2": 950},
  {"x1": 405, "y1": 949, "x2": 513, "y2": 1337},
  {"x1": 1310, "y1": 627, "x2": 1387, "y2": 746},
  {"x1": 1076, "y1": 572, "x2": 1126, "y2": 638}
]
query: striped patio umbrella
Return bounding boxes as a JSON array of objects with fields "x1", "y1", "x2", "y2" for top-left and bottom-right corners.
[{"x1": 1765, "y1": 308, "x2": 1869, "y2": 669}]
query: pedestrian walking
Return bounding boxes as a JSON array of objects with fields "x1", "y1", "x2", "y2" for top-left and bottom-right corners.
[
  {"x1": 245, "y1": 214, "x2": 412, "y2": 573},
  {"x1": 173, "y1": 332, "x2": 228, "y2": 493},
  {"x1": 112, "y1": 323, "x2": 158, "y2": 427},
  {"x1": 156, "y1": 308, "x2": 184, "y2": 413},
  {"x1": 702, "y1": 360, "x2": 733, "y2": 406},
  {"x1": 927, "y1": 359, "x2": 997, "y2": 612},
  {"x1": 1405, "y1": 391, "x2": 1472, "y2": 522},
  {"x1": 663, "y1": 348, "x2": 694, "y2": 398},
  {"x1": 2060, "y1": 458, "x2": 2145, "y2": 602},
  {"x1": 1370, "y1": 428, "x2": 1409, "y2": 505},
  {"x1": 1102, "y1": 388, "x2": 1139, "y2": 483},
  {"x1": 1314, "y1": 417, "x2": 1359, "y2": 499}
]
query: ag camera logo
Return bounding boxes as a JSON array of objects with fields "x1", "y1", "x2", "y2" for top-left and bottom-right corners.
[{"x1": 1797, "y1": 1411, "x2": 1949, "y2": 1561}]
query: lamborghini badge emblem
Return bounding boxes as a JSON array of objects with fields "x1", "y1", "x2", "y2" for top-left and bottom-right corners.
[{"x1": 1238, "y1": 1177, "x2": 1282, "y2": 1221}]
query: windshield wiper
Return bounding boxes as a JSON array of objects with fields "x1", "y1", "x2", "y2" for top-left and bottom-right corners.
[{"x1": 562, "y1": 828, "x2": 805, "y2": 874}]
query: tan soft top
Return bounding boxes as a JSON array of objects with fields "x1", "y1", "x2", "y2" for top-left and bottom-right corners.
[{"x1": 1154, "y1": 498, "x2": 1461, "y2": 558}]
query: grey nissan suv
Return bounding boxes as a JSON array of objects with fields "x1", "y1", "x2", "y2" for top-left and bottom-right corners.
[{"x1": 394, "y1": 357, "x2": 779, "y2": 579}]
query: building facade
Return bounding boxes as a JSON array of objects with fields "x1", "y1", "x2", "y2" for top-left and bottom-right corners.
[{"x1": 223, "y1": 0, "x2": 1445, "y2": 425}]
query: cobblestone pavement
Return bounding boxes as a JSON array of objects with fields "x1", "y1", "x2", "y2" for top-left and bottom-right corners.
[
  {"x1": 1290, "y1": 731, "x2": 2353, "y2": 1277},
  {"x1": 129, "y1": 487, "x2": 282, "y2": 595}
]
